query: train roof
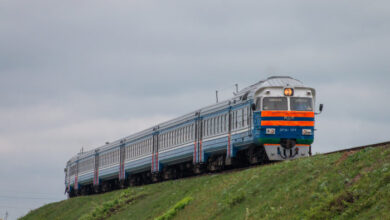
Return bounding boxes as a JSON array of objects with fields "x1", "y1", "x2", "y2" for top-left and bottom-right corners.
[{"x1": 67, "y1": 76, "x2": 313, "y2": 164}]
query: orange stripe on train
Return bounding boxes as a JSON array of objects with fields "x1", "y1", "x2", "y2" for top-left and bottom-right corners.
[
  {"x1": 261, "y1": 121, "x2": 315, "y2": 126},
  {"x1": 261, "y1": 111, "x2": 314, "y2": 118}
]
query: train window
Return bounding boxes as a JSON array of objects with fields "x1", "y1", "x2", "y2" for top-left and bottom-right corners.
[
  {"x1": 202, "y1": 120, "x2": 206, "y2": 137},
  {"x1": 179, "y1": 128, "x2": 181, "y2": 144},
  {"x1": 171, "y1": 131, "x2": 174, "y2": 146},
  {"x1": 216, "y1": 117, "x2": 219, "y2": 134},
  {"x1": 216, "y1": 117, "x2": 218, "y2": 134},
  {"x1": 209, "y1": 119, "x2": 211, "y2": 135},
  {"x1": 210, "y1": 119, "x2": 212, "y2": 136},
  {"x1": 232, "y1": 111, "x2": 235, "y2": 130},
  {"x1": 247, "y1": 107, "x2": 250, "y2": 126},
  {"x1": 234, "y1": 111, "x2": 238, "y2": 129},
  {"x1": 242, "y1": 108, "x2": 245, "y2": 127},
  {"x1": 212, "y1": 118, "x2": 215, "y2": 135},
  {"x1": 175, "y1": 129, "x2": 179, "y2": 145},
  {"x1": 206, "y1": 121, "x2": 209, "y2": 137},
  {"x1": 184, "y1": 127, "x2": 187, "y2": 142},
  {"x1": 175, "y1": 130, "x2": 178, "y2": 145},
  {"x1": 290, "y1": 97, "x2": 313, "y2": 111},
  {"x1": 183, "y1": 127, "x2": 185, "y2": 143},
  {"x1": 223, "y1": 115, "x2": 226, "y2": 132},
  {"x1": 256, "y1": 98, "x2": 261, "y2": 110},
  {"x1": 174, "y1": 130, "x2": 176, "y2": 145},
  {"x1": 181, "y1": 129, "x2": 184, "y2": 143},
  {"x1": 229, "y1": 112, "x2": 234, "y2": 130},
  {"x1": 181, "y1": 128, "x2": 183, "y2": 143},
  {"x1": 191, "y1": 124, "x2": 194, "y2": 140},
  {"x1": 170, "y1": 132, "x2": 172, "y2": 146},
  {"x1": 262, "y1": 97, "x2": 288, "y2": 110},
  {"x1": 221, "y1": 116, "x2": 223, "y2": 132},
  {"x1": 219, "y1": 116, "x2": 222, "y2": 133},
  {"x1": 187, "y1": 126, "x2": 189, "y2": 140},
  {"x1": 177, "y1": 129, "x2": 179, "y2": 145}
]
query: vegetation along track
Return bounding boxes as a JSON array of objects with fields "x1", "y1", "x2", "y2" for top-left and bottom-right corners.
[{"x1": 22, "y1": 140, "x2": 390, "y2": 219}]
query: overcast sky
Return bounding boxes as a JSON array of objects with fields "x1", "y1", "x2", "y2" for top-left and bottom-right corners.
[{"x1": 1, "y1": 0, "x2": 390, "y2": 219}]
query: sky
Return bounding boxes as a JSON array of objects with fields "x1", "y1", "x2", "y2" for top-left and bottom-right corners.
[{"x1": 1, "y1": 0, "x2": 390, "y2": 219}]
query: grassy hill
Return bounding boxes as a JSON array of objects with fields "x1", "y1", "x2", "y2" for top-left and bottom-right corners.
[{"x1": 22, "y1": 144, "x2": 390, "y2": 220}]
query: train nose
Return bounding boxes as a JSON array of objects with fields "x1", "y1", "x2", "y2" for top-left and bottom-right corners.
[{"x1": 280, "y1": 139, "x2": 296, "y2": 149}]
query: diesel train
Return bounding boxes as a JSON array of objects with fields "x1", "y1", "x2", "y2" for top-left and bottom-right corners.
[{"x1": 64, "y1": 76, "x2": 323, "y2": 197}]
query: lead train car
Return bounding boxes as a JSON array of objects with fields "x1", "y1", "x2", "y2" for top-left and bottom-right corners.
[{"x1": 64, "y1": 76, "x2": 319, "y2": 196}]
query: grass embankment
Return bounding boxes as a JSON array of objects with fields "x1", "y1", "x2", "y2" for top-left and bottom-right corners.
[{"x1": 22, "y1": 144, "x2": 390, "y2": 220}]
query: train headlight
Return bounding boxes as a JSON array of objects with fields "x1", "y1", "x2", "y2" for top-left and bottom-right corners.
[
  {"x1": 284, "y1": 88, "x2": 294, "y2": 96},
  {"x1": 266, "y1": 128, "x2": 276, "y2": 135},
  {"x1": 302, "y1": 129, "x2": 312, "y2": 135}
]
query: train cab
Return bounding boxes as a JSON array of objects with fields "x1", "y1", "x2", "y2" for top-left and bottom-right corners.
[{"x1": 251, "y1": 77, "x2": 320, "y2": 160}]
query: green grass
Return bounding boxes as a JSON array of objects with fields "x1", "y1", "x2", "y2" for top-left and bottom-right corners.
[
  {"x1": 155, "y1": 196, "x2": 192, "y2": 220},
  {"x1": 21, "y1": 144, "x2": 390, "y2": 220}
]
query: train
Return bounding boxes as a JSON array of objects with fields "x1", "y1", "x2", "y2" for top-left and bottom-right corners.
[{"x1": 64, "y1": 76, "x2": 323, "y2": 197}]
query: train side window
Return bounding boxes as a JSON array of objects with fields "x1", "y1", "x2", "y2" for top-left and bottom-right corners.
[
  {"x1": 205, "y1": 119, "x2": 208, "y2": 136},
  {"x1": 183, "y1": 126, "x2": 187, "y2": 143},
  {"x1": 165, "y1": 134, "x2": 167, "y2": 148},
  {"x1": 178, "y1": 128, "x2": 181, "y2": 144},
  {"x1": 207, "y1": 119, "x2": 210, "y2": 136},
  {"x1": 191, "y1": 124, "x2": 194, "y2": 140},
  {"x1": 188, "y1": 125, "x2": 191, "y2": 140},
  {"x1": 176, "y1": 130, "x2": 178, "y2": 145},
  {"x1": 215, "y1": 117, "x2": 218, "y2": 134},
  {"x1": 187, "y1": 126, "x2": 189, "y2": 140},
  {"x1": 168, "y1": 132, "x2": 170, "y2": 147},
  {"x1": 232, "y1": 111, "x2": 235, "y2": 130},
  {"x1": 182, "y1": 127, "x2": 184, "y2": 143},
  {"x1": 170, "y1": 131, "x2": 173, "y2": 146},
  {"x1": 204, "y1": 121, "x2": 207, "y2": 137},
  {"x1": 231, "y1": 111, "x2": 235, "y2": 130},
  {"x1": 182, "y1": 126, "x2": 186, "y2": 143},
  {"x1": 175, "y1": 129, "x2": 178, "y2": 145},
  {"x1": 211, "y1": 118, "x2": 214, "y2": 135},
  {"x1": 209, "y1": 119, "x2": 211, "y2": 135},
  {"x1": 215, "y1": 117, "x2": 219, "y2": 134},
  {"x1": 235, "y1": 111, "x2": 239, "y2": 129},
  {"x1": 247, "y1": 106, "x2": 250, "y2": 126},
  {"x1": 215, "y1": 117, "x2": 217, "y2": 134},
  {"x1": 184, "y1": 127, "x2": 187, "y2": 142},
  {"x1": 219, "y1": 116, "x2": 222, "y2": 133},
  {"x1": 256, "y1": 98, "x2": 261, "y2": 110},
  {"x1": 242, "y1": 108, "x2": 245, "y2": 127},
  {"x1": 177, "y1": 129, "x2": 180, "y2": 145},
  {"x1": 181, "y1": 128, "x2": 183, "y2": 144},
  {"x1": 218, "y1": 116, "x2": 221, "y2": 133},
  {"x1": 172, "y1": 131, "x2": 175, "y2": 146},
  {"x1": 173, "y1": 130, "x2": 175, "y2": 146}
]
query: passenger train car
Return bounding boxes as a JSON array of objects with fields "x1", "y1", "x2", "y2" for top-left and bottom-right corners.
[{"x1": 64, "y1": 76, "x2": 323, "y2": 197}]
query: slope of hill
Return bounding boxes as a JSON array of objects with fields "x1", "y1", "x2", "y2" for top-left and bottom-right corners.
[{"x1": 22, "y1": 143, "x2": 390, "y2": 220}]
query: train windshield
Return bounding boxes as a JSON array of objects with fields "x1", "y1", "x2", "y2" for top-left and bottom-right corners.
[
  {"x1": 262, "y1": 97, "x2": 288, "y2": 110},
  {"x1": 290, "y1": 97, "x2": 313, "y2": 111}
]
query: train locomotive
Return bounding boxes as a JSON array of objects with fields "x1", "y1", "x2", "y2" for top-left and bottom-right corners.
[{"x1": 64, "y1": 76, "x2": 323, "y2": 197}]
